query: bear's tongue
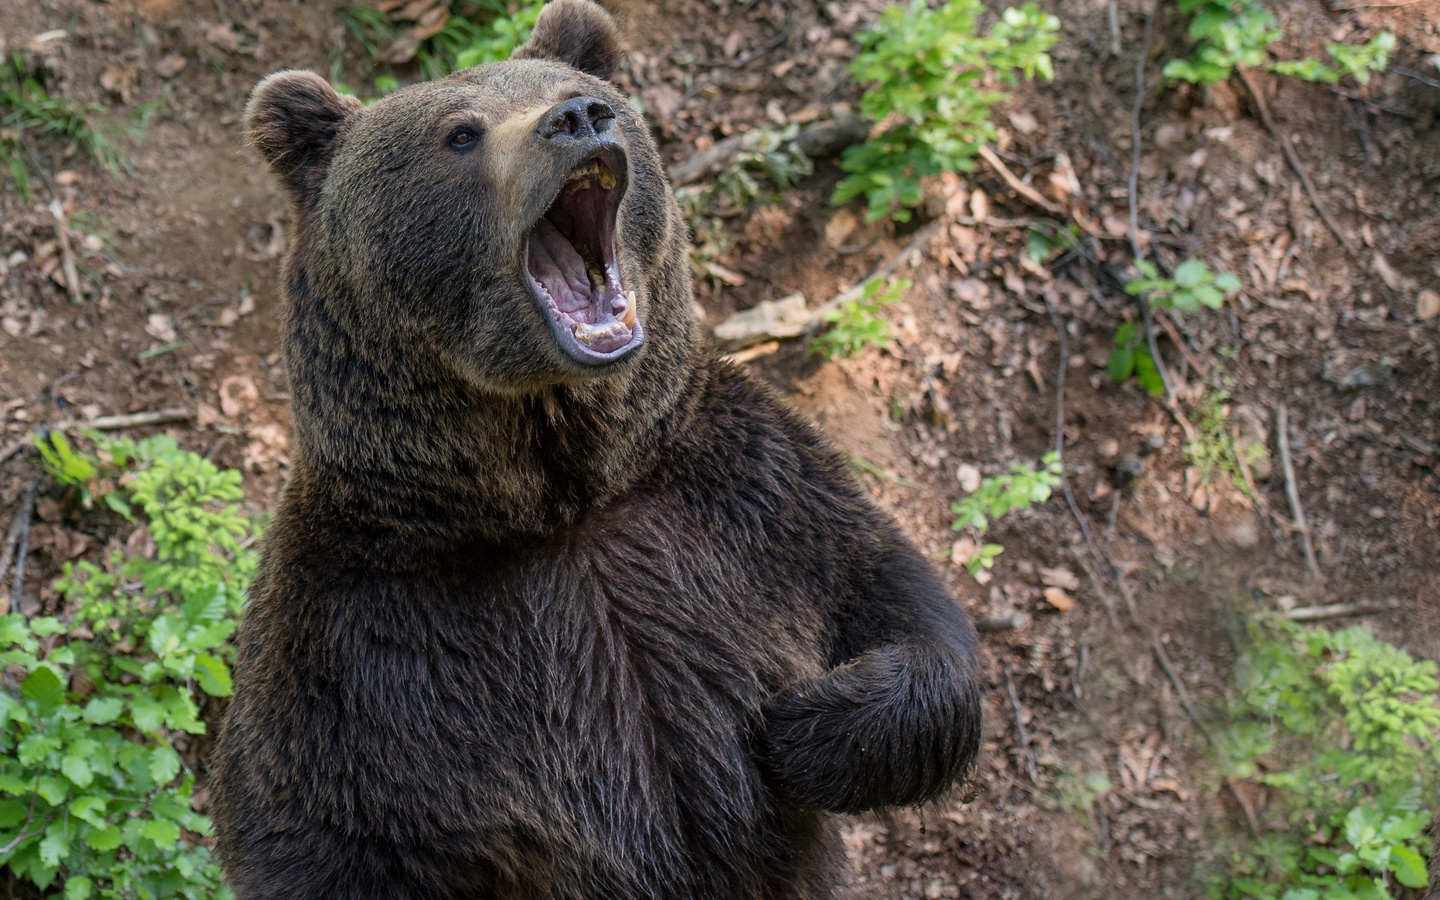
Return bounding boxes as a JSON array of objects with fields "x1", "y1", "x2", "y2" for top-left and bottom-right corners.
[{"x1": 526, "y1": 219, "x2": 632, "y2": 354}]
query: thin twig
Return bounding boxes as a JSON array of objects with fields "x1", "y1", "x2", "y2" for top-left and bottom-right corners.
[
  {"x1": 1151, "y1": 636, "x2": 1211, "y2": 743},
  {"x1": 8, "y1": 479, "x2": 39, "y2": 619},
  {"x1": 1003, "y1": 664, "x2": 1039, "y2": 783},
  {"x1": 805, "y1": 221, "x2": 944, "y2": 331},
  {"x1": 83, "y1": 407, "x2": 194, "y2": 431},
  {"x1": 976, "y1": 144, "x2": 1065, "y2": 216},
  {"x1": 1281, "y1": 597, "x2": 1400, "y2": 621},
  {"x1": 1275, "y1": 405, "x2": 1321, "y2": 581},
  {"x1": 1236, "y1": 67, "x2": 1356, "y2": 256},
  {"x1": 976, "y1": 611, "x2": 1030, "y2": 632},
  {"x1": 48, "y1": 199, "x2": 83, "y2": 305},
  {"x1": 1043, "y1": 292, "x2": 1116, "y2": 622},
  {"x1": 1387, "y1": 64, "x2": 1440, "y2": 91},
  {"x1": 0, "y1": 439, "x2": 30, "y2": 466}
]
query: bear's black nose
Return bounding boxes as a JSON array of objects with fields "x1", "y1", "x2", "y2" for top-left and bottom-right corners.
[{"x1": 540, "y1": 96, "x2": 615, "y2": 141}]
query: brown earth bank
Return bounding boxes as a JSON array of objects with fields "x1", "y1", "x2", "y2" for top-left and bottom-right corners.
[{"x1": 1, "y1": 0, "x2": 1437, "y2": 896}]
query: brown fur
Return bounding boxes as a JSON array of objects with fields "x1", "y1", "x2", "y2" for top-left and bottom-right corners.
[{"x1": 213, "y1": 3, "x2": 983, "y2": 897}]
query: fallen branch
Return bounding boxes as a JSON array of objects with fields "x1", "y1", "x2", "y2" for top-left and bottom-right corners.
[
  {"x1": 1002, "y1": 664, "x2": 1039, "y2": 783},
  {"x1": 1281, "y1": 597, "x2": 1401, "y2": 621},
  {"x1": 1274, "y1": 405, "x2": 1322, "y2": 581},
  {"x1": 84, "y1": 407, "x2": 195, "y2": 431},
  {"x1": 975, "y1": 144, "x2": 1065, "y2": 217},
  {"x1": 1236, "y1": 67, "x2": 1355, "y2": 256},
  {"x1": 667, "y1": 115, "x2": 869, "y2": 188}
]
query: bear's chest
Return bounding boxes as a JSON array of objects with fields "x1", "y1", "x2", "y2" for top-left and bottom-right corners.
[{"x1": 349, "y1": 531, "x2": 824, "y2": 893}]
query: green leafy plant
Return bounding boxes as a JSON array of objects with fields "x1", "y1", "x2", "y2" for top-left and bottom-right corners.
[
  {"x1": 1209, "y1": 620, "x2": 1438, "y2": 899},
  {"x1": 1108, "y1": 320, "x2": 1165, "y2": 397},
  {"x1": 949, "y1": 452, "x2": 1062, "y2": 575},
  {"x1": 1, "y1": 55, "x2": 129, "y2": 201},
  {"x1": 1109, "y1": 260, "x2": 1240, "y2": 395},
  {"x1": 833, "y1": 0, "x2": 1059, "y2": 222},
  {"x1": 1126, "y1": 259, "x2": 1241, "y2": 315},
  {"x1": 1163, "y1": 0, "x2": 1280, "y2": 85},
  {"x1": 809, "y1": 277, "x2": 909, "y2": 360},
  {"x1": 1166, "y1": 1, "x2": 1394, "y2": 87},
  {"x1": 1271, "y1": 33, "x2": 1395, "y2": 85},
  {"x1": 2, "y1": 433, "x2": 255, "y2": 898}
]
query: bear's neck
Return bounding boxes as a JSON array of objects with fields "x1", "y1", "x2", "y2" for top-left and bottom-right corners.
[{"x1": 278, "y1": 284, "x2": 702, "y2": 553}]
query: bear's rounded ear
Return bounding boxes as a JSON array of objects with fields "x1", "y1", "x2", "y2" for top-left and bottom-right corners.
[
  {"x1": 511, "y1": 0, "x2": 623, "y2": 81},
  {"x1": 244, "y1": 71, "x2": 362, "y2": 208}
]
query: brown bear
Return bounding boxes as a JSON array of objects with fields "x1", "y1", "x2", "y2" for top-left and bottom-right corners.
[{"x1": 212, "y1": 1, "x2": 982, "y2": 896}]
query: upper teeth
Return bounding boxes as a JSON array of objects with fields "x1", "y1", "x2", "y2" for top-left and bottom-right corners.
[{"x1": 564, "y1": 160, "x2": 616, "y2": 192}]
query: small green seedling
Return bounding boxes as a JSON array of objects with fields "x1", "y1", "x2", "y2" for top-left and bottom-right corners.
[
  {"x1": 1125, "y1": 259, "x2": 1241, "y2": 315},
  {"x1": 1108, "y1": 321, "x2": 1165, "y2": 397},
  {"x1": 810, "y1": 277, "x2": 909, "y2": 360},
  {"x1": 949, "y1": 452, "x2": 1062, "y2": 575}
]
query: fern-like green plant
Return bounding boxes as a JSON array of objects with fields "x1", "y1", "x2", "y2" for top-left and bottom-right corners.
[
  {"x1": 2, "y1": 433, "x2": 256, "y2": 898},
  {"x1": 1208, "y1": 620, "x2": 1438, "y2": 899}
]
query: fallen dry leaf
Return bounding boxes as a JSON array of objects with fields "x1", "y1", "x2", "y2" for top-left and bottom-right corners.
[
  {"x1": 219, "y1": 374, "x2": 259, "y2": 418},
  {"x1": 1042, "y1": 587, "x2": 1074, "y2": 611},
  {"x1": 1040, "y1": 566, "x2": 1081, "y2": 592},
  {"x1": 153, "y1": 54, "x2": 188, "y2": 78}
]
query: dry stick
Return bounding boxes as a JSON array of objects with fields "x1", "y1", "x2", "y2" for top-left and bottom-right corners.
[
  {"x1": 1043, "y1": 293, "x2": 1117, "y2": 622},
  {"x1": 1281, "y1": 598, "x2": 1401, "y2": 621},
  {"x1": 804, "y1": 220, "x2": 944, "y2": 331},
  {"x1": 0, "y1": 439, "x2": 29, "y2": 466},
  {"x1": 1236, "y1": 68, "x2": 1356, "y2": 257},
  {"x1": 48, "y1": 199, "x2": 83, "y2": 305},
  {"x1": 1002, "y1": 664, "x2": 1039, "y2": 784},
  {"x1": 1124, "y1": 3, "x2": 1178, "y2": 399},
  {"x1": 84, "y1": 407, "x2": 194, "y2": 431},
  {"x1": 8, "y1": 479, "x2": 38, "y2": 619},
  {"x1": 975, "y1": 145, "x2": 1065, "y2": 217},
  {"x1": 975, "y1": 611, "x2": 1030, "y2": 633},
  {"x1": 1274, "y1": 405, "x2": 1322, "y2": 581},
  {"x1": 1151, "y1": 636, "x2": 1212, "y2": 744}
]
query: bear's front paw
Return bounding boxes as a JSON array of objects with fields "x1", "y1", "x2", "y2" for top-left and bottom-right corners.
[{"x1": 760, "y1": 645, "x2": 979, "y2": 815}]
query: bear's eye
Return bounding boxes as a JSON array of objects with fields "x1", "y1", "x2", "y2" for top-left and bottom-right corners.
[{"x1": 449, "y1": 128, "x2": 481, "y2": 150}]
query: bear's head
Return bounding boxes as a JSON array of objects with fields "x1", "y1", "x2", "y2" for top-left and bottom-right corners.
[{"x1": 244, "y1": 0, "x2": 694, "y2": 394}]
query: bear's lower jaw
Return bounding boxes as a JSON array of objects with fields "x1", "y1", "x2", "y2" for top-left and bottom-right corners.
[{"x1": 523, "y1": 152, "x2": 642, "y2": 365}]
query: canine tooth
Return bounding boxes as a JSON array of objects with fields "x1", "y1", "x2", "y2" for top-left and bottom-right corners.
[
  {"x1": 621, "y1": 291, "x2": 637, "y2": 329},
  {"x1": 597, "y1": 166, "x2": 616, "y2": 191}
]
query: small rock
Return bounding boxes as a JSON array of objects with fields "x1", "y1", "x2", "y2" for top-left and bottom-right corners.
[
  {"x1": 144, "y1": 314, "x2": 177, "y2": 343},
  {"x1": 712, "y1": 294, "x2": 810, "y2": 350},
  {"x1": 956, "y1": 463, "x2": 981, "y2": 493},
  {"x1": 1097, "y1": 438, "x2": 1120, "y2": 460},
  {"x1": 1417, "y1": 289, "x2": 1439, "y2": 321},
  {"x1": 823, "y1": 209, "x2": 858, "y2": 249}
]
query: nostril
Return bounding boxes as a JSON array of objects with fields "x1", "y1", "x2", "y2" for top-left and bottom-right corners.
[
  {"x1": 588, "y1": 101, "x2": 615, "y2": 132},
  {"x1": 540, "y1": 97, "x2": 616, "y2": 141}
]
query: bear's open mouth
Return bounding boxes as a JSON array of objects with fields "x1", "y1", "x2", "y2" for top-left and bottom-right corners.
[{"x1": 523, "y1": 149, "x2": 639, "y2": 364}]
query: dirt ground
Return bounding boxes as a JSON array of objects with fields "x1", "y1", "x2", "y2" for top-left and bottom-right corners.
[{"x1": 1, "y1": 0, "x2": 1437, "y2": 896}]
